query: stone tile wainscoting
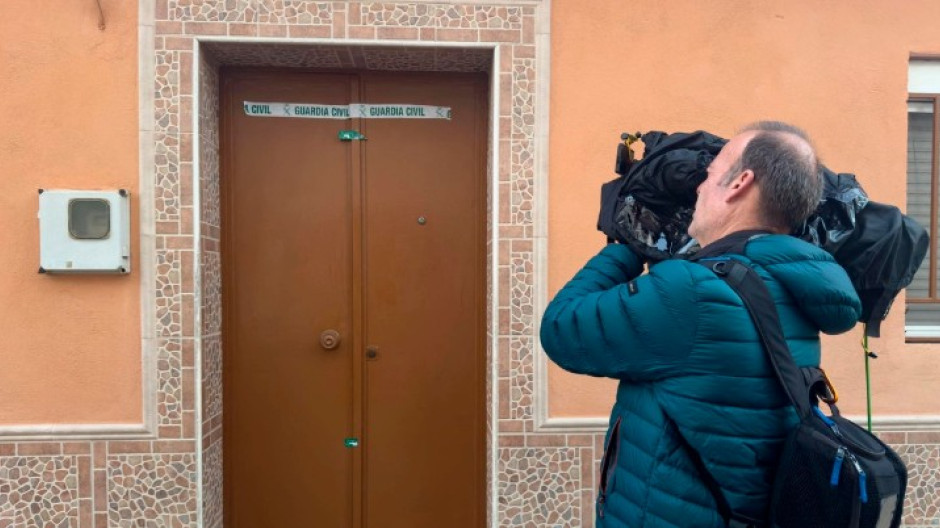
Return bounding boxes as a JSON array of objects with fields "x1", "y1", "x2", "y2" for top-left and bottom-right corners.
[
  {"x1": 0, "y1": 1, "x2": 937, "y2": 527},
  {"x1": 0, "y1": 441, "x2": 197, "y2": 527}
]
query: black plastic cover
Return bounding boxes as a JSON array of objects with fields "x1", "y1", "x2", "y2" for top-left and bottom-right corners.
[{"x1": 597, "y1": 130, "x2": 930, "y2": 336}]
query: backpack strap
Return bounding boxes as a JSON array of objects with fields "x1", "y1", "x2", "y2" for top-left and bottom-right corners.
[
  {"x1": 671, "y1": 418, "x2": 766, "y2": 527},
  {"x1": 668, "y1": 417, "x2": 764, "y2": 528},
  {"x1": 681, "y1": 257, "x2": 816, "y2": 528},
  {"x1": 702, "y1": 258, "x2": 813, "y2": 419}
]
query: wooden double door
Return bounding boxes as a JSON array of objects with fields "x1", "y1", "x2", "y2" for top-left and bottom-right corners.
[{"x1": 221, "y1": 69, "x2": 487, "y2": 527}]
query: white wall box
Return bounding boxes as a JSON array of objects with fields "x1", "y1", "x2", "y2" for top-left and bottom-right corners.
[{"x1": 38, "y1": 189, "x2": 131, "y2": 274}]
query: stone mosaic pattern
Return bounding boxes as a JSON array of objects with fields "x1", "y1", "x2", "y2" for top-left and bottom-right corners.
[
  {"x1": 498, "y1": 448, "x2": 581, "y2": 527},
  {"x1": 510, "y1": 337, "x2": 533, "y2": 422},
  {"x1": 163, "y1": 1, "x2": 527, "y2": 31},
  {"x1": 361, "y1": 4, "x2": 523, "y2": 29},
  {"x1": 155, "y1": 51, "x2": 184, "y2": 138},
  {"x1": 108, "y1": 454, "x2": 197, "y2": 527},
  {"x1": 203, "y1": 338, "x2": 223, "y2": 425},
  {"x1": 435, "y1": 47, "x2": 494, "y2": 71},
  {"x1": 198, "y1": 58, "x2": 221, "y2": 236},
  {"x1": 158, "y1": 340, "x2": 185, "y2": 426},
  {"x1": 161, "y1": 1, "x2": 540, "y2": 524},
  {"x1": 156, "y1": 248, "x2": 184, "y2": 337},
  {"x1": 203, "y1": 42, "x2": 346, "y2": 69},
  {"x1": 154, "y1": 132, "x2": 182, "y2": 225},
  {"x1": 202, "y1": 443, "x2": 222, "y2": 528},
  {"x1": 361, "y1": 45, "x2": 434, "y2": 69},
  {"x1": 201, "y1": 253, "x2": 222, "y2": 339},
  {"x1": 256, "y1": 0, "x2": 333, "y2": 24},
  {"x1": 166, "y1": 0, "x2": 254, "y2": 22},
  {"x1": 512, "y1": 60, "x2": 535, "y2": 138},
  {"x1": 0, "y1": 442, "x2": 929, "y2": 526},
  {"x1": 511, "y1": 154, "x2": 534, "y2": 225},
  {"x1": 897, "y1": 444, "x2": 940, "y2": 525},
  {"x1": 510, "y1": 251, "x2": 534, "y2": 336},
  {"x1": 0, "y1": 457, "x2": 79, "y2": 527},
  {"x1": 199, "y1": 51, "x2": 224, "y2": 528},
  {"x1": 200, "y1": 42, "x2": 491, "y2": 72}
]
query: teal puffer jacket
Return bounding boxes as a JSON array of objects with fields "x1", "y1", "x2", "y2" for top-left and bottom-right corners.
[{"x1": 540, "y1": 235, "x2": 861, "y2": 528}]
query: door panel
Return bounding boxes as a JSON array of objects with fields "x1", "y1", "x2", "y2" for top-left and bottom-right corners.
[
  {"x1": 223, "y1": 72, "x2": 357, "y2": 528},
  {"x1": 222, "y1": 69, "x2": 486, "y2": 528},
  {"x1": 362, "y1": 73, "x2": 487, "y2": 528}
]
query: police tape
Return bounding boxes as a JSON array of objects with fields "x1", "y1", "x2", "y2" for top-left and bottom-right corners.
[{"x1": 243, "y1": 102, "x2": 452, "y2": 120}]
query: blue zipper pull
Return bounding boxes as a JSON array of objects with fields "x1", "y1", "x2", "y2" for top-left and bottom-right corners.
[
  {"x1": 813, "y1": 407, "x2": 833, "y2": 425},
  {"x1": 847, "y1": 452, "x2": 868, "y2": 503},
  {"x1": 830, "y1": 447, "x2": 845, "y2": 486},
  {"x1": 859, "y1": 471, "x2": 868, "y2": 503},
  {"x1": 813, "y1": 407, "x2": 843, "y2": 438}
]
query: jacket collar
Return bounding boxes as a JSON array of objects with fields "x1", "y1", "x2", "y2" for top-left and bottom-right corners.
[{"x1": 691, "y1": 230, "x2": 774, "y2": 260}]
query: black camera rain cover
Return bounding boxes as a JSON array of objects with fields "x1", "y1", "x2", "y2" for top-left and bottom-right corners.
[
  {"x1": 598, "y1": 130, "x2": 725, "y2": 260},
  {"x1": 597, "y1": 130, "x2": 930, "y2": 335},
  {"x1": 825, "y1": 202, "x2": 929, "y2": 336}
]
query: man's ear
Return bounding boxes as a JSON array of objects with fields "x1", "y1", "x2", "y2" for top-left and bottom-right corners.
[{"x1": 724, "y1": 169, "x2": 756, "y2": 202}]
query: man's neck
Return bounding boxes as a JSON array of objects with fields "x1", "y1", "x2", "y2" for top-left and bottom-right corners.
[{"x1": 699, "y1": 217, "x2": 785, "y2": 248}]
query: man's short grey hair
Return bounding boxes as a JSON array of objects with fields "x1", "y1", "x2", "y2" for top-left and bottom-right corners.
[{"x1": 720, "y1": 121, "x2": 822, "y2": 231}]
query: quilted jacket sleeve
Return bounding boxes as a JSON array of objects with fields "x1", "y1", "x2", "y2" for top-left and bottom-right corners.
[{"x1": 540, "y1": 243, "x2": 699, "y2": 381}]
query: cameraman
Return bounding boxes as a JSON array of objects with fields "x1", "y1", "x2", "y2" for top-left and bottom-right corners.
[{"x1": 540, "y1": 121, "x2": 862, "y2": 527}]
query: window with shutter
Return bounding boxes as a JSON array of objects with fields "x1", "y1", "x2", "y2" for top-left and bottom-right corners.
[{"x1": 907, "y1": 60, "x2": 940, "y2": 339}]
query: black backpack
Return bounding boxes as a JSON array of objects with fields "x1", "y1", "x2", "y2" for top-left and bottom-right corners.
[{"x1": 693, "y1": 257, "x2": 908, "y2": 528}]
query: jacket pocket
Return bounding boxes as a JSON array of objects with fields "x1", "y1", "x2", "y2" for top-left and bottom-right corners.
[{"x1": 597, "y1": 417, "x2": 623, "y2": 519}]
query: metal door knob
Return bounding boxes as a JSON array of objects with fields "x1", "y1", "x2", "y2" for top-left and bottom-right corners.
[{"x1": 320, "y1": 330, "x2": 341, "y2": 350}]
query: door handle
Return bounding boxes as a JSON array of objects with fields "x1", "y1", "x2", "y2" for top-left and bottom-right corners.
[{"x1": 319, "y1": 330, "x2": 341, "y2": 350}]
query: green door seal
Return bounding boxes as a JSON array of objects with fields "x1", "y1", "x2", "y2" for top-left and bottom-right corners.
[{"x1": 338, "y1": 130, "x2": 367, "y2": 141}]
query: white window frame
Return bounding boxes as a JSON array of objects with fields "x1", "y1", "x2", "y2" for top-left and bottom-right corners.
[{"x1": 906, "y1": 60, "x2": 940, "y2": 339}]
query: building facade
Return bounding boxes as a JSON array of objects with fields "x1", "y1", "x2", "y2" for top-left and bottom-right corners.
[{"x1": 0, "y1": 1, "x2": 937, "y2": 527}]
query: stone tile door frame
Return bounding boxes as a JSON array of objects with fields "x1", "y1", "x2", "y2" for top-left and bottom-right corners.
[
  {"x1": 193, "y1": 37, "x2": 508, "y2": 525},
  {"x1": 139, "y1": 0, "x2": 555, "y2": 524}
]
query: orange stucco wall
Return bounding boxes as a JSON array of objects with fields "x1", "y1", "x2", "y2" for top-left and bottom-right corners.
[
  {"x1": 0, "y1": 1, "x2": 141, "y2": 424},
  {"x1": 548, "y1": 0, "x2": 940, "y2": 417},
  {"x1": 1, "y1": 0, "x2": 937, "y2": 425}
]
